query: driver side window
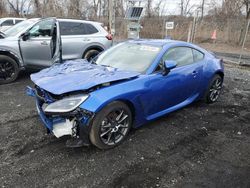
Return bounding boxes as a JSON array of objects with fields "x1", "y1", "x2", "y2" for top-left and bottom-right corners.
[
  {"x1": 163, "y1": 47, "x2": 193, "y2": 67},
  {"x1": 154, "y1": 47, "x2": 194, "y2": 72},
  {"x1": 29, "y1": 20, "x2": 53, "y2": 38}
]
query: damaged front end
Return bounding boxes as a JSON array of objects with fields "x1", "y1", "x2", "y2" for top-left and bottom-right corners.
[{"x1": 26, "y1": 86, "x2": 95, "y2": 147}]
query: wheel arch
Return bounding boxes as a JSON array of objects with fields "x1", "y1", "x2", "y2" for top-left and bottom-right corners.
[
  {"x1": 117, "y1": 99, "x2": 136, "y2": 121},
  {"x1": 82, "y1": 45, "x2": 104, "y2": 58},
  {"x1": 81, "y1": 96, "x2": 139, "y2": 127},
  {"x1": 0, "y1": 50, "x2": 22, "y2": 68},
  {"x1": 215, "y1": 71, "x2": 224, "y2": 80}
]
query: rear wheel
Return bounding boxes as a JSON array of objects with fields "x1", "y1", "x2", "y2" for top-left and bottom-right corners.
[
  {"x1": 205, "y1": 74, "x2": 223, "y2": 103},
  {"x1": 83, "y1": 49, "x2": 101, "y2": 62},
  {"x1": 0, "y1": 55, "x2": 19, "y2": 84},
  {"x1": 90, "y1": 101, "x2": 132, "y2": 149}
]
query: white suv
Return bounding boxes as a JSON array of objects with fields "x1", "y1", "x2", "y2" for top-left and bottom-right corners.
[{"x1": 0, "y1": 17, "x2": 26, "y2": 32}]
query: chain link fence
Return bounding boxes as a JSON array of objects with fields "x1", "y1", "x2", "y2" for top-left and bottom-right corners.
[{"x1": 112, "y1": 16, "x2": 249, "y2": 48}]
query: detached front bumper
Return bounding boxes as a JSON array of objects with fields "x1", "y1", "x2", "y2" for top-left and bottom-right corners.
[{"x1": 26, "y1": 86, "x2": 94, "y2": 146}]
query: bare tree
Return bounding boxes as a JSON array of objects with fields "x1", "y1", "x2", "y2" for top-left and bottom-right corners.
[
  {"x1": 33, "y1": 0, "x2": 41, "y2": 16},
  {"x1": 92, "y1": 0, "x2": 100, "y2": 19},
  {"x1": 6, "y1": 0, "x2": 20, "y2": 16},
  {"x1": 115, "y1": 0, "x2": 124, "y2": 17},
  {"x1": 180, "y1": 0, "x2": 195, "y2": 16},
  {"x1": 222, "y1": 0, "x2": 244, "y2": 17},
  {"x1": 243, "y1": 0, "x2": 250, "y2": 19},
  {"x1": 5, "y1": 0, "x2": 31, "y2": 16},
  {"x1": 154, "y1": 0, "x2": 165, "y2": 17},
  {"x1": 0, "y1": 0, "x2": 7, "y2": 16},
  {"x1": 68, "y1": 0, "x2": 81, "y2": 18},
  {"x1": 200, "y1": 0, "x2": 205, "y2": 19},
  {"x1": 146, "y1": 0, "x2": 152, "y2": 17}
]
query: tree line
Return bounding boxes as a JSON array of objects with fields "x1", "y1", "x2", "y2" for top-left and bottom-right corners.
[{"x1": 0, "y1": 0, "x2": 249, "y2": 20}]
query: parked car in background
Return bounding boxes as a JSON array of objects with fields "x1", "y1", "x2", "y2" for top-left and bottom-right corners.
[
  {"x1": 0, "y1": 17, "x2": 26, "y2": 32},
  {"x1": 27, "y1": 39, "x2": 224, "y2": 149},
  {"x1": 0, "y1": 18, "x2": 112, "y2": 84}
]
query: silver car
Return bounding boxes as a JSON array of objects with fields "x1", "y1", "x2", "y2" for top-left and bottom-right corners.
[
  {"x1": 0, "y1": 17, "x2": 26, "y2": 32},
  {"x1": 0, "y1": 18, "x2": 112, "y2": 84}
]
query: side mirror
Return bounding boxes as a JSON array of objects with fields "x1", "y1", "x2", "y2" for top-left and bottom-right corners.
[
  {"x1": 163, "y1": 60, "x2": 177, "y2": 75},
  {"x1": 21, "y1": 32, "x2": 30, "y2": 41}
]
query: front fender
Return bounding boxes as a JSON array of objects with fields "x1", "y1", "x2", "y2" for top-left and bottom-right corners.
[
  {"x1": 0, "y1": 44, "x2": 24, "y2": 67},
  {"x1": 79, "y1": 76, "x2": 149, "y2": 127}
]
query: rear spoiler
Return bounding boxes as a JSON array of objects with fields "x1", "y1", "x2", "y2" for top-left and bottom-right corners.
[{"x1": 208, "y1": 51, "x2": 216, "y2": 56}]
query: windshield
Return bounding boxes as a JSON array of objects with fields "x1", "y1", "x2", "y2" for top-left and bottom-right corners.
[
  {"x1": 4, "y1": 20, "x2": 36, "y2": 37},
  {"x1": 95, "y1": 42, "x2": 161, "y2": 73}
]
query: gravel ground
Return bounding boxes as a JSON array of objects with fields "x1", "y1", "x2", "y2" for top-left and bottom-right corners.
[{"x1": 0, "y1": 63, "x2": 250, "y2": 188}]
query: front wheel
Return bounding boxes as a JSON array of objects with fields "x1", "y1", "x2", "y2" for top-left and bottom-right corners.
[
  {"x1": 205, "y1": 74, "x2": 223, "y2": 103},
  {"x1": 90, "y1": 101, "x2": 132, "y2": 149},
  {"x1": 0, "y1": 55, "x2": 19, "y2": 84}
]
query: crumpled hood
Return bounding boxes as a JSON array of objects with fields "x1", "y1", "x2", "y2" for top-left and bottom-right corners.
[{"x1": 31, "y1": 59, "x2": 140, "y2": 95}]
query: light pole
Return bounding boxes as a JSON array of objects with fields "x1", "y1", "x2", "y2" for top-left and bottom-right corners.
[
  {"x1": 108, "y1": 0, "x2": 116, "y2": 35},
  {"x1": 239, "y1": 18, "x2": 250, "y2": 63}
]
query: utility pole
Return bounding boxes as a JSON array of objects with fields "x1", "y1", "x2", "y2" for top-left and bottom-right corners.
[
  {"x1": 187, "y1": 10, "x2": 199, "y2": 43},
  {"x1": 108, "y1": 0, "x2": 116, "y2": 35},
  {"x1": 191, "y1": 10, "x2": 199, "y2": 43}
]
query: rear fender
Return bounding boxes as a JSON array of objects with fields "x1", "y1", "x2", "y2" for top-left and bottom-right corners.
[
  {"x1": 200, "y1": 58, "x2": 224, "y2": 98},
  {"x1": 82, "y1": 43, "x2": 105, "y2": 56}
]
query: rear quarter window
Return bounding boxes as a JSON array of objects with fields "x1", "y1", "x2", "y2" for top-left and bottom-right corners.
[
  {"x1": 192, "y1": 49, "x2": 204, "y2": 62},
  {"x1": 15, "y1": 19, "x2": 23, "y2": 24},
  {"x1": 84, "y1": 23, "x2": 99, "y2": 34},
  {"x1": 59, "y1": 21, "x2": 98, "y2": 35}
]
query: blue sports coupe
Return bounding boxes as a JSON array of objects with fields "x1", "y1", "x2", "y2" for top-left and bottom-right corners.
[{"x1": 27, "y1": 39, "x2": 224, "y2": 149}]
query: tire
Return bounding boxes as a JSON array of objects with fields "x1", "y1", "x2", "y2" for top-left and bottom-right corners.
[
  {"x1": 205, "y1": 74, "x2": 223, "y2": 104},
  {"x1": 90, "y1": 101, "x2": 132, "y2": 150},
  {"x1": 83, "y1": 49, "x2": 101, "y2": 62},
  {"x1": 0, "y1": 55, "x2": 19, "y2": 84}
]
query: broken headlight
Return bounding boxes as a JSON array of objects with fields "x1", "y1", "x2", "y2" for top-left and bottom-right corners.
[{"x1": 44, "y1": 95, "x2": 89, "y2": 113}]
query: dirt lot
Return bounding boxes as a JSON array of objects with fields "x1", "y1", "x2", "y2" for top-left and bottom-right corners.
[
  {"x1": 198, "y1": 42, "x2": 250, "y2": 57},
  {"x1": 0, "y1": 63, "x2": 250, "y2": 188}
]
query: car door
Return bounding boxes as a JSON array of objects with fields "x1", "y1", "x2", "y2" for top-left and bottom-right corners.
[
  {"x1": 19, "y1": 18, "x2": 61, "y2": 67},
  {"x1": 59, "y1": 21, "x2": 99, "y2": 60},
  {"x1": 142, "y1": 47, "x2": 204, "y2": 119}
]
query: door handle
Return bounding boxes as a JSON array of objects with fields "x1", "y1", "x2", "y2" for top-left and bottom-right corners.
[
  {"x1": 40, "y1": 41, "x2": 48, "y2": 45},
  {"x1": 192, "y1": 71, "x2": 198, "y2": 78},
  {"x1": 83, "y1": 38, "x2": 90, "y2": 42},
  {"x1": 192, "y1": 71, "x2": 198, "y2": 75}
]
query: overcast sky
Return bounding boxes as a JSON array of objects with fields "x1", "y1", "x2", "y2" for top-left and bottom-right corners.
[{"x1": 9, "y1": 0, "x2": 225, "y2": 16}]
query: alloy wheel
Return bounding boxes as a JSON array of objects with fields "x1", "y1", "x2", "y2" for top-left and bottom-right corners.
[
  {"x1": 209, "y1": 78, "x2": 222, "y2": 102},
  {"x1": 0, "y1": 61, "x2": 15, "y2": 81},
  {"x1": 99, "y1": 109, "x2": 130, "y2": 146}
]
